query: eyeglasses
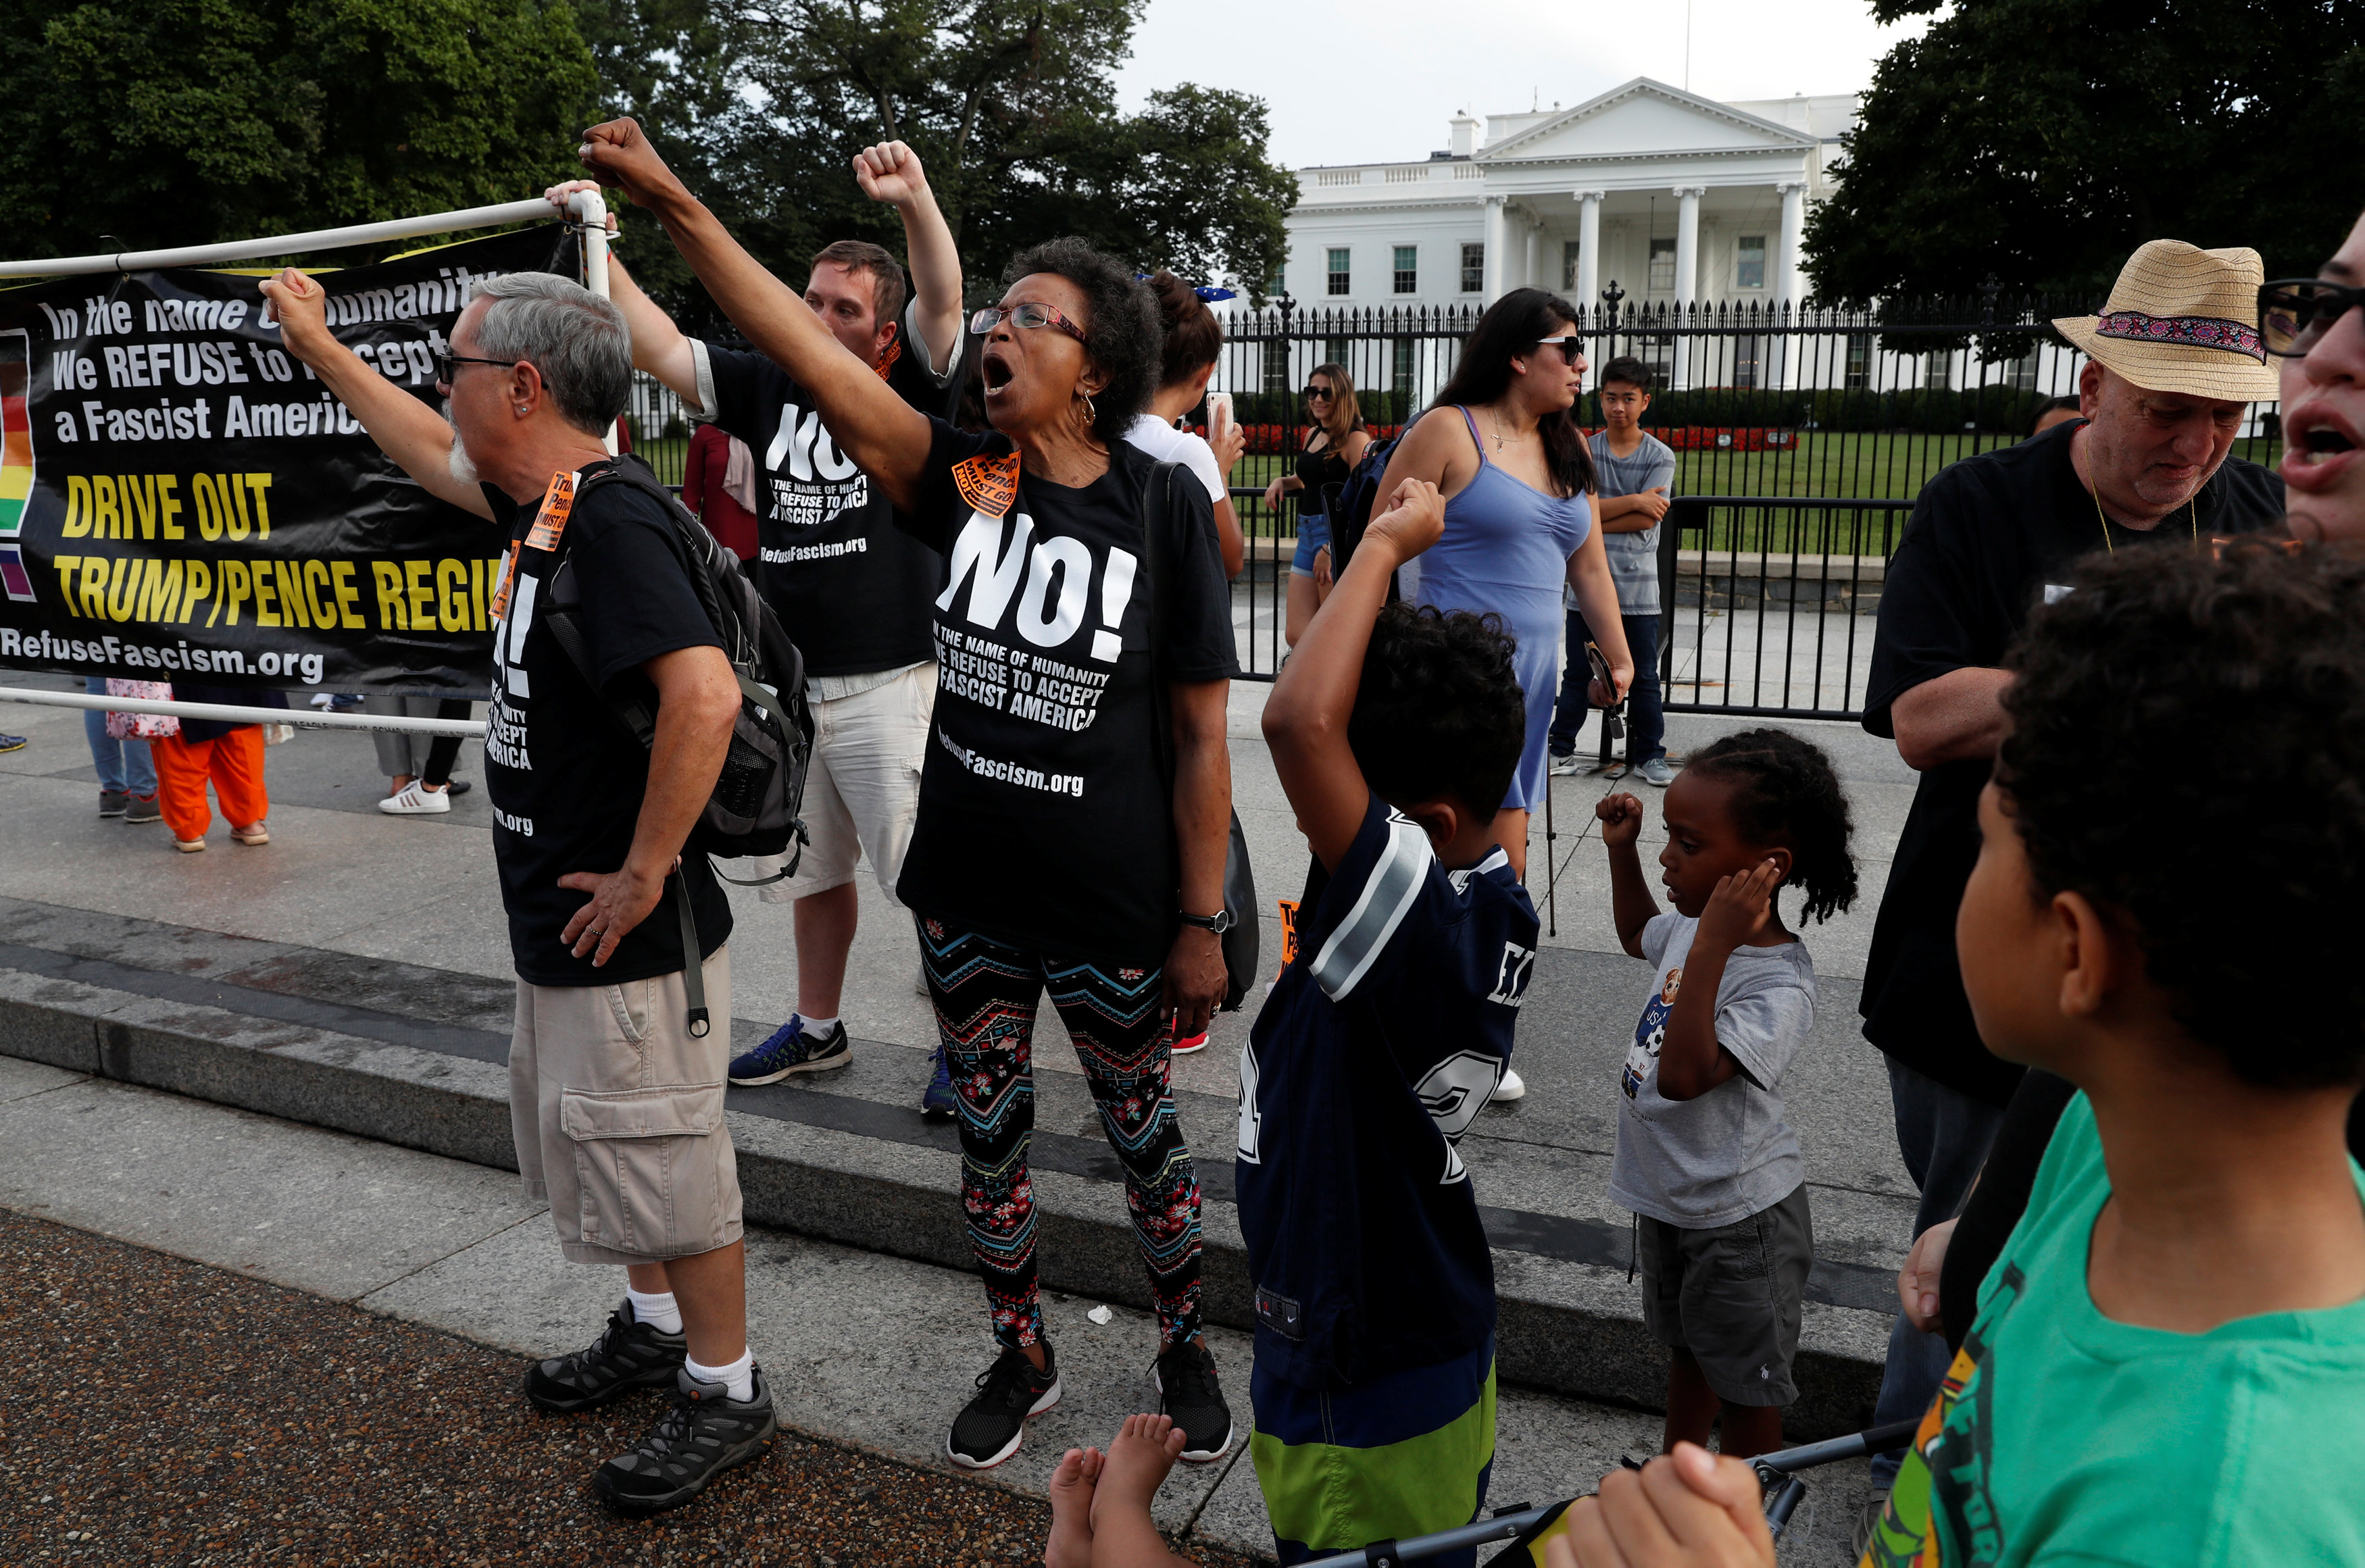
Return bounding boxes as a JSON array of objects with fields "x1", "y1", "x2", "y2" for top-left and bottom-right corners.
[
  {"x1": 968, "y1": 301, "x2": 1089, "y2": 345},
  {"x1": 1303, "y1": 384, "x2": 1335, "y2": 400},
  {"x1": 434, "y1": 349, "x2": 516, "y2": 390},
  {"x1": 2259, "y1": 278, "x2": 2364, "y2": 357},
  {"x1": 1535, "y1": 336, "x2": 1585, "y2": 364}
]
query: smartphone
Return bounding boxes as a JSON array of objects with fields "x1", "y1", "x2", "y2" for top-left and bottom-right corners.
[{"x1": 1205, "y1": 390, "x2": 1235, "y2": 440}]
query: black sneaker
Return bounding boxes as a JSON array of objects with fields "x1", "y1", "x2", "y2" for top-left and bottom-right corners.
[
  {"x1": 522, "y1": 1300, "x2": 687, "y2": 1413},
  {"x1": 593, "y1": 1364, "x2": 777, "y2": 1516},
  {"x1": 1153, "y1": 1339, "x2": 1233, "y2": 1463},
  {"x1": 98, "y1": 790, "x2": 128, "y2": 817},
  {"x1": 946, "y1": 1342, "x2": 1060, "y2": 1471}
]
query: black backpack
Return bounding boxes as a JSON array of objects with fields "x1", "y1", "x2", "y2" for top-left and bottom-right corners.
[
  {"x1": 542, "y1": 455, "x2": 815, "y2": 882},
  {"x1": 1318, "y1": 425, "x2": 1406, "y2": 590}
]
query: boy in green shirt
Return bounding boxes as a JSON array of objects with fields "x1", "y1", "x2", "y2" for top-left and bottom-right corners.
[{"x1": 1539, "y1": 540, "x2": 2365, "y2": 1568}]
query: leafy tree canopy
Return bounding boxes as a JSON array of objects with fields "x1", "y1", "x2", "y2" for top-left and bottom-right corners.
[
  {"x1": 584, "y1": 0, "x2": 1296, "y2": 328},
  {"x1": 1804, "y1": 0, "x2": 2365, "y2": 303},
  {"x1": 0, "y1": 0, "x2": 601, "y2": 259}
]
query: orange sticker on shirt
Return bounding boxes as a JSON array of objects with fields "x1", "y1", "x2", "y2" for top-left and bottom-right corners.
[
  {"x1": 951, "y1": 450, "x2": 1021, "y2": 520},
  {"x1": 1277, "y1": 899, "x2": 1300, "y2": 974},
  {"x1": 524, "y1": 470, "x2": 578, "y2": 554}
]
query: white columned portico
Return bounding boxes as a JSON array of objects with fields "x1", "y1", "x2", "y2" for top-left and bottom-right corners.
[
  {"x1": 1575, "y1": 191, "x2": 1603, "y2": 318},
  {"x1": 1776, "y1": 179, "x2": 1808, "y2": 388},
  {"x1": 1523, "y1": 222, "x2": 1540, "y2": 297},
  {"x1": 1484, "y1": 195, "x2": 1508, "y2": 302},
  {"x1": 1673, "y1": 185, "x2": 1706, "y2": 387}
]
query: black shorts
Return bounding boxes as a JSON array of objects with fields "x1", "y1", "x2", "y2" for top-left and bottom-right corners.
[{"x1": 1636, "y1": 1183, "x2": 1813, "y2": 1407}]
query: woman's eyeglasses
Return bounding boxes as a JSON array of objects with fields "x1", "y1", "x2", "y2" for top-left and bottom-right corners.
[
  {"x1": 968, "y1": 301, "x2": 1089, "y2": 345},
  {"x1": 1535, "y1": 336, "x2": 1585, "y2": 364},
  {"x1": 1303, "y1": 384, "x2": 1335, "y2": 400},
  {"x1": 2259, "y1": 278, "x2": 2364, "y2": 357}
]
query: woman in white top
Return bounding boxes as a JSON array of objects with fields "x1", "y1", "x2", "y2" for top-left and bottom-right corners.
[{"x1": 1124, "y1": 271, "x2": 1247, "y2": 579}]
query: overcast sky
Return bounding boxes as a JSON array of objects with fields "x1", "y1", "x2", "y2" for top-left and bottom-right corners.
[{"x1": 1111, "y1": 0, "x2": 1933, "y2": 169}]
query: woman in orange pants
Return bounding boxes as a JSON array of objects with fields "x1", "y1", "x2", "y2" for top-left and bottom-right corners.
[{"x1": 155, "y1": 683, "x2": 278, "y2": 853}]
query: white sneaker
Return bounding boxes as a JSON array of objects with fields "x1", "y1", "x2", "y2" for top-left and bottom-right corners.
[
  {"x1": 1493, "y1": 1067, "x2": 1526, "y2": 1103},
  {"x1": 1637, "y1": 757, "x2": 1677, "y2": 788},
  {"x1": 1547, "y1": 751, "x2": 1583, "y2": 777},
  {"x1": 378, "y1": 780, "x2": 451, "y2": 815}
]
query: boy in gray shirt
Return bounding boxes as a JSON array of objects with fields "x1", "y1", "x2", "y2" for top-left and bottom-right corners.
[
  {"x1": 1594, "y1": 728, "x2": 1858, "y2": 1459},
  {"x1": 1551, "y1": 356, "x2": 1678, "y2": 784}
]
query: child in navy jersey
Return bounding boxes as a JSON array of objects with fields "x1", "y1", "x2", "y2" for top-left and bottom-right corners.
[
  {"x1": 1595, "y1": 728, "x2": 1857, "y2": 1459},
  {"x1": 1240, "y1": 477, "x2": 1537, "y2": 1567}
]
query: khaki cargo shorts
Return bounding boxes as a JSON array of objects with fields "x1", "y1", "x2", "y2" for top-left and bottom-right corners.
[{"x1": 509, "y1": 945, "x2": 743, "y2": 1265}]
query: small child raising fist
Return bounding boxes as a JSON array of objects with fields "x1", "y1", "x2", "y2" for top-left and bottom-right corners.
[{"x1": 1595, "y1": 730, "x2": 1856, "y2": 1458}]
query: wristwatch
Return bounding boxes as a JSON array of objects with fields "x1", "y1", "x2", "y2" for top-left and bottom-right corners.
[{"x1": 1178, "y1": 907, "x2": 1236, "y2": 935}]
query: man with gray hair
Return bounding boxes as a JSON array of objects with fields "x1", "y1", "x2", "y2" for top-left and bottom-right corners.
[{"x1": 260, "y1": 263, "x2": 772, "y2": 1515}]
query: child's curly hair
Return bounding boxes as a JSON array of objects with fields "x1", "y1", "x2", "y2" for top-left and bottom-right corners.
[
  {"x1": 1349, "y1": 603, "x2": 1526, "y2": 820},
  {"x1": 1685, "y1": 728, "x2": 1860, "y2": 924},
  {"x1": 2001, "y1": 540, "x2": 2365, "y2": 1089}
]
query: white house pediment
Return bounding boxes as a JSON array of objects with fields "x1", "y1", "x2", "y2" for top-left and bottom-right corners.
[{"x1": 1479, "y1": 78, "x2": 1812, "y2": 164}]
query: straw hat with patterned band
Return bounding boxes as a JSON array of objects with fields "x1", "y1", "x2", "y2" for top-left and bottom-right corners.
[{"x1": 2052, "y1": 240, "x2": 2282, "y2": 403}]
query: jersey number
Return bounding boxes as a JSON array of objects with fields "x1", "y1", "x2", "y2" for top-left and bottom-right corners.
[{"x1": 1486, "y1": 940, "x2": 1535, "y2": 1007}]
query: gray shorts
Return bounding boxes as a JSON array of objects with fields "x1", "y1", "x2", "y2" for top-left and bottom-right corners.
[
  {"x1": 509, "y1": 945, "x2": 743, "y2": 1266},
  {"x1": 1637, "y1": 1183, "x2": 1813, "y2": 1407}
]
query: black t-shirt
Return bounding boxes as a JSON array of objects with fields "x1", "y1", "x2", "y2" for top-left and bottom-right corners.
[
  {"x1": 697, "y1": 303, "x2": 963, "y2": 678},
  {"x1": 893, "y1": 423, "x2": 1233, "y2": 964},
  {"x1": 1860, "y1": 422, "x2": 2283, "y2": 1105},
  {"x1": 482, "y1": 467, "x2": 732, "y2": 986}
]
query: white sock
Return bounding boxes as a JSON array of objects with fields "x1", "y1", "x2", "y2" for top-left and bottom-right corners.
[
  {"x1": 625, "y1": 1288, "x2": 682, "y2": 1335},
  {"x1": 797, "y1": 1013, "x2": 839, "y2": 1036},
  {"x1": 687, "y1": 1348, "x2": 755, "y2": 1402}
]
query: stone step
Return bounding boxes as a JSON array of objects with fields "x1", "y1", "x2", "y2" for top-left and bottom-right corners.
[{"x1": 0, "y1": 896, "x2": 1899, "y2": 1439}]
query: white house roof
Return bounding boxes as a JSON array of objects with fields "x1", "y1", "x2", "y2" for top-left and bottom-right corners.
[{"x1": 1476, "y1": 77, "x2": 1817, "y2": 164}]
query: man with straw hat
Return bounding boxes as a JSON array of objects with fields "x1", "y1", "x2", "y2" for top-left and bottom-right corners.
[{"x1": 1849, "y1": 238, "x2": 2285, "y2": 1528}]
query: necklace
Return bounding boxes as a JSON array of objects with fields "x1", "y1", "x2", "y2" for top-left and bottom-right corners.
[
  {"x1": 2091, "y1": 482, "x2": 2197, "y2": 554},
  {"x1": 1488, "y1": 405, "x2": 1533, "y2": 451}
]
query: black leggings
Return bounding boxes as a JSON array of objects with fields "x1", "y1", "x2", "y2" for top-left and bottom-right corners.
[{"x1": 420, "y1": 699, "x2": 472, "y2": 786}]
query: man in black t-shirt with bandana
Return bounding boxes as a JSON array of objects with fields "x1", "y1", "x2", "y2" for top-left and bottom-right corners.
[
  {"x1": 1853, "y1": 239, "x2": 2285, "y2": 1513},
  {"x1": 557, "y1": 143, "x2": 966, "y2": 1111}
]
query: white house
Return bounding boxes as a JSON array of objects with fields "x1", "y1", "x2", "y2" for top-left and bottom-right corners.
[{"x1": 1276, "y1": 78, "x2": 1857, "y2": 315}]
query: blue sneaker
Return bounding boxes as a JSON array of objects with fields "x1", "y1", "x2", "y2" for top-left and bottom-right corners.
[
  {"x1": 728, "y1": 1016, "x2": 849, "y2": 1086},
  {"x1": 921, "y1": 1046, "x2": 960, "y2": 1120}
]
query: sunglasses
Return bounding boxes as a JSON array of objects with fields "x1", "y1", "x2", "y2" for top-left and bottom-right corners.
[
  {"x1": 1535, "y1": 336, "x2": 1585, "y2": 364},
  {"x1": 968, "y1": 301, "x2": 1089, "y2": 345},
  {"x1": 2259, "y1": 278, "x2": 2364, "y2": 357},
  {"x1": 434, "y1": 349, "x2": 516, "y2": 389},
  {"x1": 1303, "y1": 384, "x2": 1335, "y2": 399}
]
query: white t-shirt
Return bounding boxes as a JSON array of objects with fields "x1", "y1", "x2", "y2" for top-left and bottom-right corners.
[{"x1": 1124, "y1": 413, "x2": 1228, "y2": 504}]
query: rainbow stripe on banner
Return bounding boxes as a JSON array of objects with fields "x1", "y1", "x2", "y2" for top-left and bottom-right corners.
[{"x1": 0, "y1": 328, "x2": 32, "y2": 601}]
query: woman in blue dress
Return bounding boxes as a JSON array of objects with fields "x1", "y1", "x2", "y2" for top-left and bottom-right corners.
[{"x1": 1374, "y1": 288, "x2": 1633, "y2": 884}]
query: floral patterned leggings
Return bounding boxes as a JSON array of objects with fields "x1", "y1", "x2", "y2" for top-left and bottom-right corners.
[{"x1": 918, "y1": 918, "x2": 1204, "y2": 1352}]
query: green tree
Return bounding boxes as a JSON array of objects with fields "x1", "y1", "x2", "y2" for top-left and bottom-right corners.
[
  {"x1": 0, "y1": 0, "x2": 600, "y2": 260},
  {"x1": 1804, "y1": 0, "x2": 2365, "y2": 303},
  {"x1": 585, "y1": 0, "x2": 1295, "y2": 324}
]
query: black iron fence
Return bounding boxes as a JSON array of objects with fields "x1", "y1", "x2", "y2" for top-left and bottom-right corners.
[{"x1": 629, "y1": 294, "x2": 2287, "y2": 717}]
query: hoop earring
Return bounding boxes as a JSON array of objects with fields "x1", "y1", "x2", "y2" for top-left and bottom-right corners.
[{"x1": 1074, "y1": 390, "x2": 1097, "y2": 434}]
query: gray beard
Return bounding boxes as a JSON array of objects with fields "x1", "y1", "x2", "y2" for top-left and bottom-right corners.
[{"x1": 443, "y1": 401, "x2": 480, "y2": 486}]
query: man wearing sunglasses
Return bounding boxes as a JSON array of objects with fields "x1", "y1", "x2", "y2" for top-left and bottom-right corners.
[
  {"x1": 549, "y1": 143, "x2": 968, "y2": 1111},
  {"x1": 2266, "y1": 205, "x2": 2365, "y2": 542}
]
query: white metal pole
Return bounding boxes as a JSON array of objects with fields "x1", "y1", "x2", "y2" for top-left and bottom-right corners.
[
  {"x1": 0, "y1": 199, "x2": 561, "y2": 279},
  {"x1": 0, "y1": 686, "x2": 484, "y2": 737},
  {"x1": 566, "y1": 188, "x2": 620, "y2": 455}
]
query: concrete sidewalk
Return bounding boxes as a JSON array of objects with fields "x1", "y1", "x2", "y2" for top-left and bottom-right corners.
[
  {"x1": 1, "y1": 663, "x2": 1922, "y2": 1440},
  {"x1": 0, "y1": 1054, "x2": 1878, "y2": 1563}
]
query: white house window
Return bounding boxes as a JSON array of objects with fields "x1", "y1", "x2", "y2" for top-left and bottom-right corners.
[
  {"x1": 1324, "y1": 338, "x2": 1351, "y2": 374},
  {"x1": 1845, "y1": 333, "x2": 1871, "y2": 389},
  {"x1": 1563, "y1": 240, "x2": 1583, "y2": 293},
  {"x1": 1736, "y1": 235, "x2": 1766, "y2": 290},
  {"x1": 1263, "y1": 338, "x2": 1291, "y2": 393},
  {"x1": 1326, "y1": 248, "x2": 1351, "y2": 296},
  {"x1": 1392, "y1": 338, "x2": 1415, "y2": 396},
  {"x1": 1460, "y1": 243, "x2": 1484, "y2": 293},
  {"x1": 1649, "y1": 238, "x2": 1676, "y2": 293},
  {"x1": 1392, "y1": 246, "x2": 1417, "y2": 295}
]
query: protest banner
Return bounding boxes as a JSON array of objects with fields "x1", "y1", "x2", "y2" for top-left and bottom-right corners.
[{"x1": 0, "y1": 224, "x2": 580, "y2": 694}]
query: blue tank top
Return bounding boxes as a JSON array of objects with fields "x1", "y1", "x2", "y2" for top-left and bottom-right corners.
[{"x1": 1412, "y1": 407, "x2": 1592, "y2": 622}]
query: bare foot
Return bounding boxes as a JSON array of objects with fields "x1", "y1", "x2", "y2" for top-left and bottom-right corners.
[
  {"x1": 1090, "y1": 1414, "x2": 1188, "y2": 1532},
  {"x1": 1046, "y1": 1446, "x2": 1102, "y2": 1568}
]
